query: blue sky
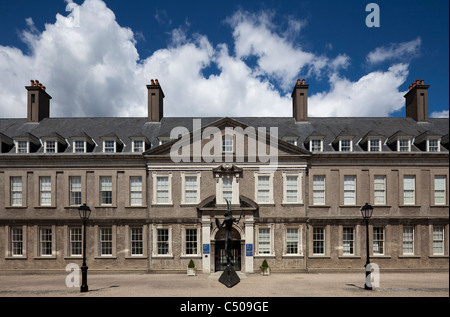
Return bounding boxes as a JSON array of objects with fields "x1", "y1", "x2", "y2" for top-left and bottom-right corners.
[{"x1": 0, "y1": 0, "x2": 448, "y2": 119}]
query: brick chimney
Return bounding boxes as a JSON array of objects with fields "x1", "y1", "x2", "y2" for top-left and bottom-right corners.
[
  {"x1": 291, "y1": 78, "x2": 308, "y2": 121},
  {"x1": 404, "y1": 79, "x2": 429, "y2": 122},
  {"x1": 26, "y1": 80, "x2": 52, "y2": 122},
  {"x1": 147, "y1": 79, "x2": 165, "y2": 122}
]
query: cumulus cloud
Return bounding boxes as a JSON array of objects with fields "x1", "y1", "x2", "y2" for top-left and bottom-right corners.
[
  {"x1": 430, "y1": 110, "x2": 449, "y2": 118},
  {"x1": 0, "y1": 0, "x2": 414, "y2": 119},
  {"x1": 366, "y1": 38, "x2": 422, "y2": 64}
]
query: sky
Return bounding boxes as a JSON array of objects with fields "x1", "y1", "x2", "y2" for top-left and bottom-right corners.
[{"x1": 0, "y1": 0, "x2": 448, "y2": 119}]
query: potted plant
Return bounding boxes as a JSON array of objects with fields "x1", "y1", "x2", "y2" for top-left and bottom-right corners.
[
  {"x1": 260, "y1": 259, "x2": 270, "y2": 276},
  {"x1": 187, "y1": 259, "x2": 196, "y2": 276}
]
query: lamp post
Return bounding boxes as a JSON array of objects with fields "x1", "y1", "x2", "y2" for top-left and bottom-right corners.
[
  {"x1": 361, "y1": 203, "x2": 373, "y2": 290},
  {"x1": 78, "y1": 203, "x2": 91, "y2": 293}
]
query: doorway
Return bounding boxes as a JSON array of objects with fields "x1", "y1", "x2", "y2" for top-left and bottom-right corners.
[{"x1": 215, "y1": 240, "x2": 241, "y2": 271}]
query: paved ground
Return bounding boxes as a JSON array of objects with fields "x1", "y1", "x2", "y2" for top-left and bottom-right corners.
[{"x1": 0, "y1": 271, "x2": 448, "y2": 298}]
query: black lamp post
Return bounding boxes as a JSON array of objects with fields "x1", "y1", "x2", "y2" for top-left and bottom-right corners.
[
  {"x1": 361, "y1": 203, "x2": 373, "y2": 290},
  {"x1": 78, "y1": 203, "x2": 91, "y2": 293}
]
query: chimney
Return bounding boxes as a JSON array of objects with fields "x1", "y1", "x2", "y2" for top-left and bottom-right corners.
[
  {"x1": 404, "y1": 78, "x2": 429, "y2": 121},
  {"x1": 26, "y1": 80, "x2": 52, "y2": 122},
  {"x1": 147, "y1": 78, "x2": 165, "y2": 122},
  {"x1": 291, "y1": 78, "x2": 309, "y2": 121}
]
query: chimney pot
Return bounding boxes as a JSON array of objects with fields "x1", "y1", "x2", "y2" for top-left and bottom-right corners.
[
  {"x1": 296, "y1": 78, "x2": 301, "y2": 85},
  {"x1": 151, "y1": 79, "x2": 155, "y2": 85},
  {"x1": 420, "y1": 79, "x2": 424, "y2": 85},
  {"x1": 30, "y1": 80, "x2": 35, "y2": 86},
  {"x1": 416, "y1": 79, "x2": 420, "y2": 85},
  {"x1": 301, "y1": 78, "x2": 305, "y2": 85},
  {"x1": 35, "y1": 80, "x2": 39, "y2": 86},
  {"x1": 155, "y1": 79, "x2": 159, "y2": 85}
]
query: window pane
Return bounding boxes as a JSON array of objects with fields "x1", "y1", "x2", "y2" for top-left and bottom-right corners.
[
  {"x1": 130, "y1": 177, "x2": 143, "y2": 206},
  {"x1": 313, "y1": 176, "x2": 325, "y2": 205},
  {"x1": 286, "y1": 176, "x2": 298, "y2": 203},
  {"x1": 157, "y1": 229, "x2": 169, "y2": 255},
  {"x1": 343, "y1": 227, "x2": 354, "y2": 255},
  {"x1": 286, "y1": 228, "x2": 298, "y2": 254},
  {"x1": 344, "y1": 176, "x2": 356, "y2": 205},
  {"x1": 40, "y1": 228, "x2": 52, "y2": 256},
  {"x1": 185, "y1": 176, "x2": 198, "y2": 204},
  {"x1": 11, "y1": 228, "x2": 23, "y2": 256},
  {"x1": 222, "y1": 178, "x2": 233, "y2": 203},
  {"x1": 100, "y1": 176, "x2": 112, "y2": 205},
  {"x1": 131, "y1": 227, "x2": 143, "y2": 255},
  {"x1": 373, "y1": 227, "x2": 384, "y2": 255},
  {"x1": 434, "y1": 176, "x2": 446, "y2": 205},
  {"x1": 403, "y1": 176, "x2": 415, "y2": 205},
  {"x1": 40, "y1": 177, "x2": 51, "y2": 206},
  {"x1": 403, "y1": 227, "x2": 414, "y2": 255},
  {"x1": 70, "y1": 176, "x2": 82, "y2": 206},
  {"x1": 258, "y1": 228, "x2": 270, "y2": 254},
  {"x1": 70, "y1": 227, "x2": 82, "y2": 256},
  {"x1": 11, "y1": 177, "x2": 23, "y2": 206},
  {"x1": 313, "y1": 227, "x2": 325, "y2": 255},
  {"x1": 257, "y1": 176, "x2": 270, "y2": 203},
  {"x1": 156, "y1": 176, "x2": 169, "y2": 203},
  {"x1": 185, "y1": 229, "x2": 198, "y2": 255},
  {"x1": 374, "y1": 175, "x2": 386, "y2": 205},
  {"x1": 100, "y1": 227, "x2": 112, "y2": 256},
  {"x1": 433, "y1": 226, "x2": 444, "y2": 255}
]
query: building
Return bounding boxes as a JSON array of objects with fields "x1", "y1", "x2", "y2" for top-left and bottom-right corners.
[{"x1": 0, "y1": 78, "x2": 448, "y2": 274}]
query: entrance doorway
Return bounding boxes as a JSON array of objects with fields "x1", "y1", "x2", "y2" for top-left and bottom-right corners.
[{"x1": 214, "y1": 227, "x2": 242, "y2": 271}]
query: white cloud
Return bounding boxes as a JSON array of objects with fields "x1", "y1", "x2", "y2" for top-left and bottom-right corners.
[
  {"x1": 309, "y1": 64, "x2": 409, "y2": 117},
  {"x1": 430, "y1": 110, "x2": 449, "y2": 118},
  {"x1": 0, "y1": 0, "x2": 413, "y2": 120},
  {"x1": 366, "y1": 38, "x2": 421, "y2": 64}
]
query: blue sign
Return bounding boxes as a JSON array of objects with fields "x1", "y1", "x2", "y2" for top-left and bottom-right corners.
[
  {"x1": 246, "y1": 244, "x2": 253, "y2": 256},
  {"x1": 203, "y1": 244, "x2": 210, "y2": 254}
]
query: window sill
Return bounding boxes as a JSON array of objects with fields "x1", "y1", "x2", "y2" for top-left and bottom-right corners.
[
  {"x1": 94, "y1": 256, "x2": 117, "y2": 259},
  {"x1": 151, "y1": 204, "x2": 174, "y2": 207},
  {"x1": 125, "y1": 205, "x2": 147, "y2": 209},
  {"x1": 281, "y1": 203, "x2": 304, "y2": 206},
  {"x1": 308, "y1": 205, "x2": 331, "y2": 208},
  {"x1": 371, "y1": 255, "x2": 391, "y2": 259},
  {"x1": 34, "y1": 256, "x2": 57, "y2": 260},
  {"x1": 254, "y1": 254, "x2": 276, "y2": 258},
  {"x1": 5, "y1": 256, "x2": 28, "y2": 260},
  {"x1": 308, "y1": 255, "x2": 331, "y2": 259},
  {"x1": 398, "y1": 205, "x2": 421, "y2": 208},
  {"x1": 34, "y1": 206, "x2": 57, "y2": 209},
  {"x1": 398, "y1": 255, "x2": 421, "y2": 258},
  {"x1": 5, "y1": 206, "x2": 27, "y2": 209},
  {"x1": 429, "y1": 255, "x2": 448, "y2": 258},
  {"x1": 180, "y1": 255, "x2": 202, "y2": 259},
  {"x1": 125, "y1": 255, "x2": 148, "y2": 259},
  {"x1": 151, "y1": 255, "x2": 174, "y2": 259},
  {"x1": 282, "y1": 254, "x2": 304, "y2": 259},
  {"x1": 338, "y1": 255, "x2": 362, "y2": 259}
]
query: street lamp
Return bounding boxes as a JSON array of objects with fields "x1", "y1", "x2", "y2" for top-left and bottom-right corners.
[
  {"x1": 78, "y1": 203, "x2": 91, "y2": 293},
  {"x1": 361, "y1": 203, "x2": 373, "y2": 290}
]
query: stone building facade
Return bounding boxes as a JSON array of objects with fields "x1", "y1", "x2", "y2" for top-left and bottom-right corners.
[{"x1": 0, "y1": 78, "x2": 448, "y2": 274}]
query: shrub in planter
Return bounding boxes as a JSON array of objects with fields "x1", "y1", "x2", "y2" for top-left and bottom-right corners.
[
  {"x1": 260, "y1": 259, "x2": 270, "y2": 276},
  {"x1": 187, "y1": 259, "x2": 196, "y2": 276}
]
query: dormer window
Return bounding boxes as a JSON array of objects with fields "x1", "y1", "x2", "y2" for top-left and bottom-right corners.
[
  {"x1": 339, "y1": 139, "x2": 352, "y2": 152},
  {"x1": 44, "y1": 141, "x2": 57, "y2": 153},
  {"x1": 368, "y1": 138, "x2": 382, "y2": 152},
  {"x1": 74, "y1": 140, "x2": 86, "y2": 153},
  {"x1": 103, "y1": 140, "x2": 116, "y2": 153},
  {"x1": 282, "y1": 137, "x2": 298, "y2": 146},
  {"x1": 310, "y1": 139, "x2": 323, "y2": 152},
  {"x1": 16, "y1": 141, "x2": 29, "y2": 154},
  {"x1": 398, "y1": 139, "x2": 411, "y2": 152},
  {"x1": 427, "y1": 138, "x2": 440, "y2": 152},
  {"x1": 133, "y1": 140, "x2": 145, "y2": 152}
]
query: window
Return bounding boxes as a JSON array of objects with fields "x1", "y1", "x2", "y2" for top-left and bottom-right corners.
[
  {"x1": 184, "y1": 176, "x2": 198, "y2": 204},
  {"x1": 403, "y1": 176, "x2": 415, "y2": 205},
  {"x1": 130, "y1": 227, "x2": 143, "y2": 256},
  {"x1": 373, "y1": 227, "x2": 384, "y2": 255},
  {"x1": 157, "y1": 229, "x2": 170, "y2": 255},
  {"x1": 133, "y1": 140, "x2": 145, "y2": 153},
  {"x1": 69, "y1": 176, "x2": 82, "y2": 206},
  {"x1": 343, "y1": 176, "x2": 356, "y2": 205},
  {"x1": 257, "y1": 175, "x2": 271, "y2": 203},
  {"x1": 343, "y1": 227, "x2": 354, "y2": 255},
  {"x1": 286, "y1": 228, "x2": 299, "y2": 255},
  {"x1": 16, "y1": 140, "x2": 28, "y2": 153},
  {"x1": 368, "y1": 139, "x2": 381, "y2": 152},
  {"x1": 70, "y1": 227, "x2": 82, "y2": 256},
  {"x1": 10, "y1": 176, "x2": 23, "y2": 206},
  {"x1": 103, "y1": 140, "x2": 116, "y2": 153},
  {"x1": 285, "y1": 176, "x2": 299, "y2": 203},
  {"x1": 310, "y1": 139, "x2": 323, "y2": 152},
  {"x1": 130, "y1": 176, "x2": 143, "y2": 206},
  {"x1": 427, "y1": 139, "x2": 440, "y2": 152},
  {"x1": 222, "y1": 135, "x2": 233, "y2": 153},
  {"x1": 100, "y1": 227, "x2": 113, "y2": 256},
  {"x1": 156, "y1": 176, "x2": 170, "y2": 204},
  {"x1": 44, "y1": 141, "x2": 57, "y2": 153},
  {"x1": 40, "y1": 227, "x2": 53, "y2": 256},
  {"x1": 222, "y1": 178, "x2": 233, "y2": 203},
  {"x1": 313, "y1": 227, "x2": 325, "y2": 255},
  {"x1": 339, "y1": 139, "x2": 352, "y2": 152},
  {"x1": 283, "y1": 137, "x2": 297, "y2": 146},
  {"x1": 258, "y1": 228, "x2": 271, "y2": 255},
  {"x1": 11, "y1": 227, "x2": 23, "y2": 256},
  {"x1": 185, "y1": 228, "x2": 198, "y2": 255},
  {"x1": 100, "y1": 176, "x2": 113, "y2": 205},
  {"x1": 74, "y1": 140, "x2": 86, "y2": 153},
  {"x1": 39, "y1": 176, "x2": 51, "y2": 206},
  {"x1": 402, "y1": 227, "x2": 414, "y2": 255},
  {"x1": 433, "y1": 226, "x2": 444, "y2": 255},
  {"x1": 374, "y1": 175, "x2": 386, "y2": 205},
  {"x1": 398, "y1": 139, "x2": 410, "y2": 152},
  {"x1": 313, "y1": 176, "x2": 325, "y2": 205},
  {"x1": 434, "y1": 176, "x2": 446, "y2": 205}
]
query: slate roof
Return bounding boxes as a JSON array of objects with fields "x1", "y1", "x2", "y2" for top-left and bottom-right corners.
[{"x1": 0, "y1": 116, "x2": 448, "y2": 154}]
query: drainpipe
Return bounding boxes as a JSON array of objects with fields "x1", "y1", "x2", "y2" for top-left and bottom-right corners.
[
  {"x1": 305, "y1": 164, "x2": 310, "y2": 273},
  {"x1": 146, "y1": 167, "x2": 151, "y2": 273}
]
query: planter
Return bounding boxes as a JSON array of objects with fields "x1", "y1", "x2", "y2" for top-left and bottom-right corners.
[
  {"x1": 187, "y1": 268, "x2": 196, "y2": 276},
  {"x1": 260, "y1": 267, "x2": 270, "y2": 276}
]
